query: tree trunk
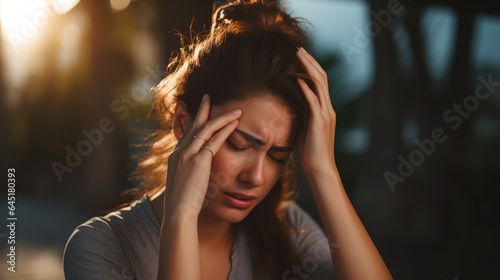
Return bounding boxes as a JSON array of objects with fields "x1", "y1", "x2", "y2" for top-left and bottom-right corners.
[
  {"x1": 68, "y1": 0, "x2": 127, "y2": 211},
  {"x1": 357, "y1": 0, "x2": 403, "y2": 236}
]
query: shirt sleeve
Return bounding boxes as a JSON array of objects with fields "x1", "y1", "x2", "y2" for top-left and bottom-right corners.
[
  {"x1": 63, "y1": 218, "x2": 137, "y2": 280},
  {"x1": 285, "y1": 202, "x2": 336, "y2": 280}
]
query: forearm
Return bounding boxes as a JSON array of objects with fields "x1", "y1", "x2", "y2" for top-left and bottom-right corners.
[
  {"x1": 306, "y1": 165, "x2": 392, "y2": 280},
  {"x1": 156, "y1": 213, "x2": 201, "y2": 280}
]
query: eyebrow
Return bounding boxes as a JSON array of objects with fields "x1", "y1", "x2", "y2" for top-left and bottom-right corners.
[{"x1": 234, "y1": 129, "x2": 294, "y2": 152}]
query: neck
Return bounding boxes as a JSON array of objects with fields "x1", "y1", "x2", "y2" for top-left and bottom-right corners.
[
  {"x1": 197, "y1": 208, "x2": 235, "y2": 248},
  {"x1": 149, "y1": 188, "x2": 235, "y2": 248}
]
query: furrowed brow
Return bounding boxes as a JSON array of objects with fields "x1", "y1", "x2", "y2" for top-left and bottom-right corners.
[{"x1": 234, "y1": 129, "x2": 293, "y2": 152}]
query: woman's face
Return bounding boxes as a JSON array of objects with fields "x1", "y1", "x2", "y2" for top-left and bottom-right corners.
[{"x1": 201, "y1": 96, "x2": 298, "y2": 224}]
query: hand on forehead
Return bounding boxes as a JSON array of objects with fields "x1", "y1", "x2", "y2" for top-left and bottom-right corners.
[{"x1": 208, "y1": 96, "x2": 298, "y2": 148}]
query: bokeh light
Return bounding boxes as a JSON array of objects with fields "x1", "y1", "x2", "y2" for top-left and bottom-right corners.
[{"x1": 110, "y1": 0, "x2": 131, "y2": 12}]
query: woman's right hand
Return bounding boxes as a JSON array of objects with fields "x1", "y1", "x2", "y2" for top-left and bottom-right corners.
[{"x1": 162, "y1": 94, "x2": 241, "y2": 224}]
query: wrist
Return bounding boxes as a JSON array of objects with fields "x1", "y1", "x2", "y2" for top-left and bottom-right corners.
[
  {"x1": 304, "y1": 163, "x2": 340, "y2": 190},
  {"x1": 162, "y1": 203, "x2": 199, "y2": 227},
  {"x1": 303, "y1": 159, "x2": 337, "y2": 177}
]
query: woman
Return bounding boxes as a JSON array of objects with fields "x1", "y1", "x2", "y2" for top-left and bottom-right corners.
[{"x1": 63, "y1": 1, "x2": 392, "y2": 279}]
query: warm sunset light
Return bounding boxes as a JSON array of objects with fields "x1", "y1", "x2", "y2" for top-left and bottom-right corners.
[
  {"x1": 0, "y1": 0, "x2": 82, "y2": 91},
  {"x1": 0, "y1": 0, "x2": 80, "y2": 42}
]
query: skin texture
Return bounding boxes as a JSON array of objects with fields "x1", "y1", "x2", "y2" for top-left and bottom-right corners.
[
  {"x1": 198, "y1": 97, "x2": 297, "y2": 224},
  {"x1": 154, "y1": 48, "x2": 393, "y2": 280}
]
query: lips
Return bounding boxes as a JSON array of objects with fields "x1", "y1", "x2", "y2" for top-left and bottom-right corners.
[
  {"x1": 225, "y1": 192, "x2": 255, "y2": 200},
  {"x1": 223, "y1": 192, "x2": 256, "y2": 209}
]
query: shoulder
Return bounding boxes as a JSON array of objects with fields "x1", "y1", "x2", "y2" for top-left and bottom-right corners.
[
  {"x1": 283, "y1": 201, "x2": 336, "y2": 279},
  {"x1": 283, "y1": 201, "x2": 328, "y2": 247},
  {"x1": 284, "y1": 200, "x2": 322, "y2": 232},
  {"x1": 63, "y1": 195, "x2": 159, "y2": 279},
  {"x1": 63, "y1": 216, "x2": 136, "y2": 279},
  {"x1": 64, "y1": 216, "x2": 125, "y2": 261}
]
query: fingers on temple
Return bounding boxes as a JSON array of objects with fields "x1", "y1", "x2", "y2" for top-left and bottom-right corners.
[
  {"x1": 192, "y1": 94, "x2": 211, "y2": 128},
  {"x1": 200, "y1": 119, "x2": 239, "y2": 157},
  {"x1": 186, "y1": 109, "x2": 242, "y2": 154}
]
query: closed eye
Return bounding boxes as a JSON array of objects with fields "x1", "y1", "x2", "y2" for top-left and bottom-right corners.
[
  {"x1": 226, "y1": 139, "x2": 249, "y2": 151},
  {"x1": 269, "y1": 156, "x2": 287, "y2": 164},
  {"x1": 227, "y1": 139, "x2": 289, "y2": 164}
]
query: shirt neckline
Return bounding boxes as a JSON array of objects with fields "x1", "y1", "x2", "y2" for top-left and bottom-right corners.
[{"x1": 139, "y1": 192, "x2": 243, "y2": 272}]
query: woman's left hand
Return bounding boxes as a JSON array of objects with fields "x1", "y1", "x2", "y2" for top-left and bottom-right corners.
[
  {"x1": 295, "y1": 48, "x2": 393, "y2": 280},
  {"x1": 295, "y1": 47, "x2": 337, "y2": 175}
]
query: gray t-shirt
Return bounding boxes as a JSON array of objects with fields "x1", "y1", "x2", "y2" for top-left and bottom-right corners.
[{"x1": 63, "y1": 194, "x2": 335, "y2": 279}]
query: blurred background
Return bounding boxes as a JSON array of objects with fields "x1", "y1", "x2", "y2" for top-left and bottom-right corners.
[{"x1": 0, "y1": 0, "x2": 499, "y2": 279}]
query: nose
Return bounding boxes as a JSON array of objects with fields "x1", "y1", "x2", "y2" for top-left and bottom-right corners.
[{"x1": 238, "y1": 151, "x2": 265, "y2": 187}]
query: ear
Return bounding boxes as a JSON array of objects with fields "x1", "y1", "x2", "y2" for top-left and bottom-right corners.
[{"x1": 173, "y1": 102, "x2": 192, "y2": 140}]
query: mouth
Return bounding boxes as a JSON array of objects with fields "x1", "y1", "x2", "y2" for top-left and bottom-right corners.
[{"x1": 223, "y1": 192, "x2": 256, "y2": 209}]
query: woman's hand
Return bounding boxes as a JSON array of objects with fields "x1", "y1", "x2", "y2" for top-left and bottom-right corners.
[
  {"x1": 163, "y1": 94, "x2": 241, "y2": 223},
  {"x1": 295, "y1": 48, "x2": 393, "y2": 279},
  {"x1": 295, "y1": 47, "x2": 337, "y2": 175}
]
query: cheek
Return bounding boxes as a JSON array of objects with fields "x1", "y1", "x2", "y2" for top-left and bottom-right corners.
[
  {"x1": 208, "y1": 146, "x2": 243, "y2": 192},
  {"x1": 211, "y1": 146, "x2": 242, "y2": 177},
  {"x1": 265, "y1": 167, "x2": 286, "y2": 190}
]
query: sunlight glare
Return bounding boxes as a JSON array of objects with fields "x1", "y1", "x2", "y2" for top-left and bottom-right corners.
[
  {"x1": 59, "y1": 21, "x2": 83, "y2": 70},
  {"x1": 0, "y1": 0, "x2": 80, "y2": 37}
]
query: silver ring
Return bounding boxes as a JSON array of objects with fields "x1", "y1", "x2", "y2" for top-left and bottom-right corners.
[
  {"x1": 203, "y1": 146, "x2": 214, "y2": 156},
  {"x1": 194, "y1": 135, "x2": 208, "y2": 142}
]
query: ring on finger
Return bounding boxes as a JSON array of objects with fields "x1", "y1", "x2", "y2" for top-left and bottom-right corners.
[
  {"x1": 194, "y1": 135, "x2": 209, "y2": 142},
  {"x1": 203, "y1": 146, "x2": 214, "y2": 156}
]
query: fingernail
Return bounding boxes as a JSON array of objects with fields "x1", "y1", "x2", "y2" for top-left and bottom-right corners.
[
  {"x1": 202, "y1": 94, "x2": 208, "y2": 102},
  {"x1": 233, "y1": 109, "x2": 242, "y2": 114},
  {"x1": 230, "y1": 120, "x2": 239, "y2": 125}
]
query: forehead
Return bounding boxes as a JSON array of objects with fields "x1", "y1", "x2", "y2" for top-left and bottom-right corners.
[{"x1": 209, "y1": 96, "x2": 298, "y2": 146}]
